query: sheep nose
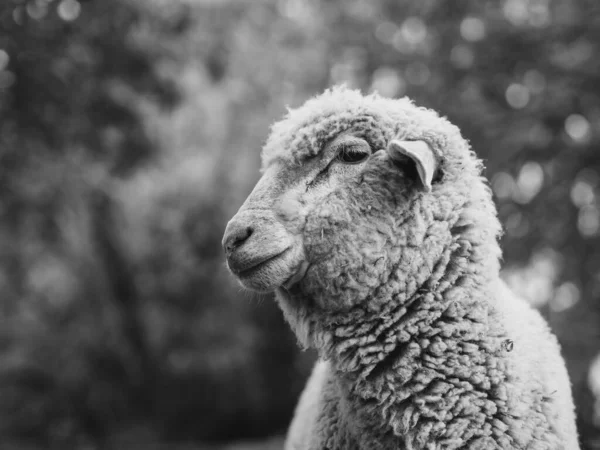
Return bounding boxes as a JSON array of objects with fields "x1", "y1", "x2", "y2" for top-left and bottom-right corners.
[{"x1": 222, "y1": 221, "x2": 254, "y2": 254}]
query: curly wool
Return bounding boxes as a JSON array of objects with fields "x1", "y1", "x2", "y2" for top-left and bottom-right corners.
[{"x1": 265, "y1": 87, "x2": 579, "y2": 449}]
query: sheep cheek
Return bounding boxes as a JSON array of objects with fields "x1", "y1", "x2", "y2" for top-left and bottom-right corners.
[
  {"x1": 301, "y1": 193, "x2": 378, "y2": 311},
  {"x1": 276, "y1": 189, "x2": 308, "y2": 236}
]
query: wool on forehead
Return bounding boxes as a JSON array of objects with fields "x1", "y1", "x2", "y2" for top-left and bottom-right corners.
[{"x1": 261, "y1": 86, "x2": 467, "y2": 171}]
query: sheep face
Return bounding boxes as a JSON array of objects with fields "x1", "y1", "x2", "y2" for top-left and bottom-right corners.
[
  {"x1": 222, "y1": 128, "x2": 401, "y2": 295},
  {"x1": 223, "y1": 87, "x2": 500, "y2": 314}
]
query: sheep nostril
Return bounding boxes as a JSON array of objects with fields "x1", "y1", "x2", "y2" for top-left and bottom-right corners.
[{"x1": 223, "y1": 225, "x2": 253, "y2": 253}]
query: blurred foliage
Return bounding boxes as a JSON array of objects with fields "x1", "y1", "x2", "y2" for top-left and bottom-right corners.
[
  {"x1": 0, "y1": 0, "x2": 312, "y2": 448},
  {"x1": 0, "y1": 0, "x2": 599, "y2": 449}
]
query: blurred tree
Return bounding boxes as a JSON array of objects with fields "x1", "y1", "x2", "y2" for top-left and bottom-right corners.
[
  {"x1": 0, "y1": 0, "x2": 315, "y2": 447},
  {"x1": 1, "y1": 0, "x2": 599, "y2": 448},
  {"x1": 0, "y1": 0, "x2": 187, "y2": 445}
]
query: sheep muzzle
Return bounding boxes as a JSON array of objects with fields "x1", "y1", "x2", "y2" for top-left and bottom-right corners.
[{"x1": 223, "y1": 208, "x2": 307, "y2": 292}]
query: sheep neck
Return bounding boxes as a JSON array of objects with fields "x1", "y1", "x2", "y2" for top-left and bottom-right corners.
[
  {"x1": 310, "y1": 226, "x2": 504, "y2": 443},
  {"x1": 325, "y1": 238, "x2": 498, "y2": 375}
]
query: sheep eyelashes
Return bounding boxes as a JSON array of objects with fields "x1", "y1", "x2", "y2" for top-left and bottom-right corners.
[{"x1": 223, "y1": 87, "x2": 580, "y2": 450}]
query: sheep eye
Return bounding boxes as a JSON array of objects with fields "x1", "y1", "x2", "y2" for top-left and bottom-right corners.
[{"x1": 336, "y1": 145, "x2": 370, "y2": 164}]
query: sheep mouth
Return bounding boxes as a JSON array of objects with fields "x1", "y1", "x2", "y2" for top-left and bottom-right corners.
[
  {"x1": 234, "y1": 246, "x2": 307, "y2": 293},
  {"x1": 234, "y1": 248, "x2": 291, "y2": 278}
]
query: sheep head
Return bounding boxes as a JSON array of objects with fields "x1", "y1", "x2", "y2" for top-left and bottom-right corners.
[{"x1": 223, "y1": 87, "x2": 501, "y2": 324}]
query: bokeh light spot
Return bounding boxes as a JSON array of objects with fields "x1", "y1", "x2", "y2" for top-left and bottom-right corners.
[
  {"x1": 58, "y1": 0, "x2": 81, "y2": 22},
  {"x1": 502, "y1": 0, "x2": 550, "y2": 27},
  {"x1": 503, "y1": 0, "x2": 528, "y2": 26},
  {"x1": 492, "y1": 172, "x2": 515, "y2": 200},
  {"x1": 550, "y1": 282, "x2": 580, "y2": 312},
  {"x1": 391, "y1": 31, "x2": 410, "y2": 53},
  {"x1": 571, "y1": 180, "x2": 595, "y2": 207},
  {"x1": 330, "y1": 62, "x2": 358, "y2": 88},
  {"x1": 0, "y1": 50, "x2": 9, "y2": 72},
  {"x1": 578, "y1": 205, "x2": 600, "y2": 237},
  {"x1": 347, "y1": 0, "x2": 377, "y2": 21},
  {"x1": 523, "y1": 69, "x2": 546, "y2": 93},
  {"x1": 505, "y1": 211, "x2": 530, "y2": 237},
  {"x1": 371, "y1": 67, "x2": 405, "y2": 98},
  {"x1": 401, "y1": 17, "x2": 427, "y2": 45},
  {"x1": 565, "y1": 114, "x2": 591, "y2": 143},
  {"x1": 460, "y1": 17, "x2": 486, "y2": 42},
  {"x1": 26, "y1": 0, "x2": 48, "y2": 20},
  {"x1": 590, "y1": 353, "x2": 600, "y2": 427},
  {"x1": 503, "y1": 248, "x2": 560, "y2": 307},
  {"x1": 506, "y1": 83, "x2": 530, "y2": 109},
  {"x1": 515, "y1": 161, "x2": 544, "y2": 203},
  {"x1": 12, "y1": 6, "x2": 24, "y2": 25},
  {"x1": 529, "y1": 2, "x2": 551, "y2": 28}
]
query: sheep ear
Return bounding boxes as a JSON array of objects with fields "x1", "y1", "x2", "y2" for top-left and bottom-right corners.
[{"x1": 387, "y1": 140, "x2": 438, "y2": 192}]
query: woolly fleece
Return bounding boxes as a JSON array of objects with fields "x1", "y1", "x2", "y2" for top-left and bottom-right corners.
[{"x1": 258, "y1": 87, "x2": 579, "y2": 449}]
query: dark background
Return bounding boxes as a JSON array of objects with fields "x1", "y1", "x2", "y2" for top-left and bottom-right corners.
[{"x1": 0, "y1": 0, "x2": 599, "y2": 448}]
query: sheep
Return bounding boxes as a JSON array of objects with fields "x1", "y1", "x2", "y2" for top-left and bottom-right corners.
[{"x1": 222, "y1": 86, "x2": 580, "y2": 450}]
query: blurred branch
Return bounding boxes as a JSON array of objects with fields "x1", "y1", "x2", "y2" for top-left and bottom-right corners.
[{"x1": 89, "y1": 188, "x2": 157, "y2": 414}]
